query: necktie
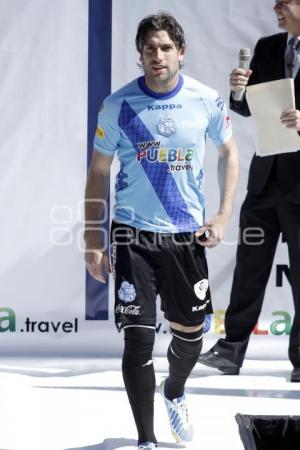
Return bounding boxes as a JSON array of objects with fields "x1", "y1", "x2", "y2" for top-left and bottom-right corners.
[{"x1": 286, "y1": 37, "x2": 300, "y2": 78}]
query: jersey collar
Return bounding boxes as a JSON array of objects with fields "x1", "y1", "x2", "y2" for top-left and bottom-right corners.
[{"x1": 138, "y1": 74, "x2": 183, "y2": 99}]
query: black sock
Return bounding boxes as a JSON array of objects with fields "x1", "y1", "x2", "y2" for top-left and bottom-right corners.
[
  {"x1": 166, "y1": 327, "x2": 203, "y2": 400},
  {"x1": 122, "y1": 326, "x2": 157, "y2": 445}
]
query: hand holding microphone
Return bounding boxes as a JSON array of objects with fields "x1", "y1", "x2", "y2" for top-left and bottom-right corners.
[{"x1": 230, "y1": 48, "x2": 252, "y2": 101}]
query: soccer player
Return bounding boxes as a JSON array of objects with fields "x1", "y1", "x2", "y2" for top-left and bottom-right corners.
[{"x1": 85, "y1": 12, "x2": 239, "y2": 450}]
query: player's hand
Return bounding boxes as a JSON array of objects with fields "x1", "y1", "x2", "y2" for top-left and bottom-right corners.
[
  {"x1": 85, "y1": 247, "x2": 111, "y2": 283},
  {"x1": 229, "y1": 68, "x2": 252, "y2": 93},
  {"x1": 280, "y1": 109, "x2": 300, "y2": 130},
  {"x1": 195, "y1": 213, "x2": 230, "y2": 248}
]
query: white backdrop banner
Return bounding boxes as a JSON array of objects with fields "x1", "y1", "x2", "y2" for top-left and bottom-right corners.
[{"x1": 0, "y1": 0, "x2": 293, "y2": 358}]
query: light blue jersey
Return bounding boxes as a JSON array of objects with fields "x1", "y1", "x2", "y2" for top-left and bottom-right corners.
[{"x1": 94, "y1": 74, "x2": 232, "y2": 232}]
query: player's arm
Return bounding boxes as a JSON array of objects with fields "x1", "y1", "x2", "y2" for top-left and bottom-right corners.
[
  {"x1": 196, "y1": 136, "x2": 239, "y2": 247},
  {"x1": 84, "y1": 150, "x2": 114, "y2": 282}
]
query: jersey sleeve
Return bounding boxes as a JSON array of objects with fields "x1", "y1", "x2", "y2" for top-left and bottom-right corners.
[
  {"x1": 206, "y1": 92, "x2": 233, "y2": 146},
  {"x1": 93, "y1": 96, "x2": 121, "y2": 155}
]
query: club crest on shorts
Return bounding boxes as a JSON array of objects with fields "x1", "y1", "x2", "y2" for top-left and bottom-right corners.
[
  {"x1": 118, "y1": 281, "x2": 136, "y2": 303},
  {"x1": 193, "y1": 279, "x2": 209, "y2": 301}
]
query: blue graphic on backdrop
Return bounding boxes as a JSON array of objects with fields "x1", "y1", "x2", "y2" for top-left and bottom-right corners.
[{"x1": 86, "y1": 0, "x2": 112, "y2": 320}]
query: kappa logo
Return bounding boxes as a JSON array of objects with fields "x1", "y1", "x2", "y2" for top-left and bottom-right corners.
[
  {"x1": 192, "y1": 300, "x2": 210, "y2": 312},
  {"x1": 147, "y1": 104, "x2": 182, "y2": 111},
  {"x1": 194, "y1": 279, "x2": 209, "y2": 301}
]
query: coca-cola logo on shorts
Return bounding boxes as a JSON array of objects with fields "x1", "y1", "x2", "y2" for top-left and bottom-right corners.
[{"x1": 115, "y1": 304, "x2": 141, "y2": 316}]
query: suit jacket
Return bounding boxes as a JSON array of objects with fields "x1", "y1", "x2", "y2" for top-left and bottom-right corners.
[{"x1": 230, "y1": 32, "x2": 300, "y2": 195}]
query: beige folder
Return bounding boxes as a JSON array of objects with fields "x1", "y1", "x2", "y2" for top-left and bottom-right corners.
[{"x1": 246, "y1": 78, "x2": 300, "y2": 156}]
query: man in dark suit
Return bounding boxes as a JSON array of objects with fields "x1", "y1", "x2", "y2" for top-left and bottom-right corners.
[{"x1": 198, "y1": 0, "x2": 300, "y2": 382}]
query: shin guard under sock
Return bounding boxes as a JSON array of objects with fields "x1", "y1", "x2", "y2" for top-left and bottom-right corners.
[
  {"x1": 166, "y1": 327, "x2": 203, "y2": 400},
  {"x1": 122, "y1": 326, "x2": 157, "y2": 445}
]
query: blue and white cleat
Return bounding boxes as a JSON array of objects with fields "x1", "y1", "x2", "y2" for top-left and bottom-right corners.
[
  {"x1": 138, "y1": 443, "x2": 157, "y2": 450},
  {"x1": 160, "y1": 379, "x2": 193, "y2": 444}
]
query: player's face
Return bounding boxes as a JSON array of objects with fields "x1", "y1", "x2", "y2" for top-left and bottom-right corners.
[
  {"x1": 141, "y1": 30, "x2": 184, "y2": 92},
  {"x1": 274, "y1": 0, "x2": 300, "y2": 34}
]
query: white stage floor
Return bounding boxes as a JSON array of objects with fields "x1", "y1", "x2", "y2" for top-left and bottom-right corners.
[{"x1": 0, "y1": 356, "x2": 300, "y2": 450}]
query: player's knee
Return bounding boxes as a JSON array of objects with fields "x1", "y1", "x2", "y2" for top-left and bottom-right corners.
[
  {"x1": 123, "y1": 326, "x2": 155, "y2": 367},
  {"x1": 170, "y1": 321, "x2": 204, "y2": 333},
  {"x1": 168, "y1": 327, "x2": 203, "y2": 360}
]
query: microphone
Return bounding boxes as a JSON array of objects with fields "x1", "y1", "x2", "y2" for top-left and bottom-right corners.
[{"x1": 233, "y1": 48, "x2": 251, "y2": 101}]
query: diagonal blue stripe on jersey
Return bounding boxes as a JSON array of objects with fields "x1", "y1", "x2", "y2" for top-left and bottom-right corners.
[{"x1": 118, "y1": 100, "x2": 199, "y2": 231}]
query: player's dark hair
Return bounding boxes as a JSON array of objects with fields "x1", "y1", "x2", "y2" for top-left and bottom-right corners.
[{"x1": 135, "y1": 12, "x2": 185, "y2": 53}]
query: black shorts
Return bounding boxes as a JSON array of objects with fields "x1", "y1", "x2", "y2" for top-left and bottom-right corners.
[{"x1": 110, "y1": 221, "x2": 212, "y2": 327}]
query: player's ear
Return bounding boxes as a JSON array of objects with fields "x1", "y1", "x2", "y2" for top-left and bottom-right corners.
[{"x1": 178, "y1": 46, "x2": 185, "y2": 63}]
